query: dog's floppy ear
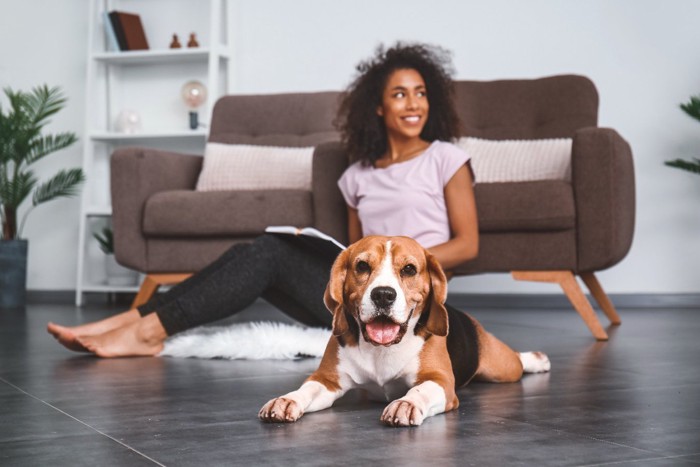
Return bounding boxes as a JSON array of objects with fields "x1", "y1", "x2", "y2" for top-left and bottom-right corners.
[
  {"x1": 324, "y1": 248, "x2": 350, "y2": 336},
  {"x1": 424, "y1": 251, "x2": 449, "y2": 337}
]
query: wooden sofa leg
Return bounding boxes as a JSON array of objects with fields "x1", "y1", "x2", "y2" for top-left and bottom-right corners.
[
  {"x1": 131, "y1": 273, "x2": 193, "y2": 309},
  {"x1": 580, "y1": 272, "x2": 622, "y2": 325},
  {"x1": 511, "y1": 270, "x2": 609, "y2": 341}
]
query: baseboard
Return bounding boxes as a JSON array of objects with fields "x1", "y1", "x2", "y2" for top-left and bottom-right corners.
[
  {"x1": 447, "y1": 293, "x2": 700, "y2": 310},
  {"x1": 27, "y1": 290, "x2": 135, "y2": 306},
  {"x1": 27, "y1": 290, "x2": 700, "y2": 310}
]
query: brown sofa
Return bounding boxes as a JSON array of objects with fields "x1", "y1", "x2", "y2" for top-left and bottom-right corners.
[{"x1": 111, "y1": 74, "x2": 634, "y2": 340}]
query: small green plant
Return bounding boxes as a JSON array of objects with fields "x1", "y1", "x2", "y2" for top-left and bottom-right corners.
[
  {"x1": 0, "y1": 85, "x2": 84, "y2": 240},
  {"x1": 92, "y1": 226, "x2": 114, "y2": 254},
  {"x1": 667, "y1": 95, "x2": 700, "y2": 175}
]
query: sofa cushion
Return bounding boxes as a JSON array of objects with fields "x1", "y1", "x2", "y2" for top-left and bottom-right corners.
[
  {"x1": 475, "y1": 181, "x2": 575, "y2": 232},
  {"x1": 196, "y1": 143, "x2": 314, "y2": 191},
  {"x1": 457, "y1": 137, "x2": 572, "y2": 183},
  {"x1": 142, "y1": 190, "x2": 313, "y2": 237}
]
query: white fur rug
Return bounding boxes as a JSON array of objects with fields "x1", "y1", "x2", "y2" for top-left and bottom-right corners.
[{"x1": 159, "y1": 321, "x2": 331, "y2": 360}]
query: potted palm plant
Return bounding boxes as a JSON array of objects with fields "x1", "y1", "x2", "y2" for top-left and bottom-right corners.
[
  {"x1": 0, "y1": 85, "x2": 84, "y2": 308},
  {"x1": 666, "y1": 95, "x2": 700, "y2": 175}
]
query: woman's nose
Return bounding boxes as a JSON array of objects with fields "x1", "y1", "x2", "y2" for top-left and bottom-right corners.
[{"x1": 406, "y1": 94, "x2": 418, "y2": 109}]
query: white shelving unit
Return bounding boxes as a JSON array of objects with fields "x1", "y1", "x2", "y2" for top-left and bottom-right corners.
[{"x1": 76, "y1": 0, "x2": 232, "y2": 305}]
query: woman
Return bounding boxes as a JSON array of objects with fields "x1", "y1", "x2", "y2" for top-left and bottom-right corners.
[{"x1": 47, "y1": 42, "x2": 478, "y2": 358}]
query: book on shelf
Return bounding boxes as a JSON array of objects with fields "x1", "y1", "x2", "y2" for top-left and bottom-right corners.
[
  {"x1": 102, "y1": 11, "x2": 120, "y2": 51},
  {"x1": 265, "y1": 226, "x2": 346, "y2": 257},
  {"x1": 108, "y1": 11, "x2": 149, "y2": 51}
]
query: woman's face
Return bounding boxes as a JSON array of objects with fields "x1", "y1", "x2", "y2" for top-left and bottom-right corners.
[{"x1": 377, "y1": 68, "x2": 429, "y2": 142}]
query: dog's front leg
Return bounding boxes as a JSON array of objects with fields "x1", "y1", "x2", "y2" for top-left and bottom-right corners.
[
  {"x1": 259, "y1": 380, "x2": 345, "y2": 423},
  {"x1": 381, "y1": 380, "x2": 452, "y2": 427}
]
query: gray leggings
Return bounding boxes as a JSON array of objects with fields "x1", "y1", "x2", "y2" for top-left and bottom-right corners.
[{"x1": 137, "y1": 234, "x2": 336, "y2": 335}]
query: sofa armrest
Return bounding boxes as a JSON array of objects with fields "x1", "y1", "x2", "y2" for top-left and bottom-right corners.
[
  {"x1": 311, "y1": 141, "x2": 350, "y2": 246},
  {"x1": 111, "y1": 147, "x2": 203, "y2": 271},
  {"x1": 572, "y1": 127, "x2": 635, "y2": 272}
]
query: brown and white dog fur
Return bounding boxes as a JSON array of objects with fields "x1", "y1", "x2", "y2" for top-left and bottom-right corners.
[{"x1": 259, "y1": 236, "x2": 550, "y2": 427}]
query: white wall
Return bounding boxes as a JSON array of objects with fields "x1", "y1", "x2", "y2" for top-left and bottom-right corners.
[{"x1": 1, "y1": 0, "x2": 699, "y2": 294}]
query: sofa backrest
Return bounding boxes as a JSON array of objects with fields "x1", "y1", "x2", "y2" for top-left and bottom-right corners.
[
  {"x1": 453, "y1": 74, "x2": 598, "y2": 140},
  {"x1": 209, "y1": 91, "x2": 341, "y2": 147},
  {"x1": 208, "y1": 75, "x2": 598, "y2": 147}
]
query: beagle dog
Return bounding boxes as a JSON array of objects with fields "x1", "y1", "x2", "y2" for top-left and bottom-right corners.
[{"x1": 259, "y1": 236, "x2": 550, "y2": 427}]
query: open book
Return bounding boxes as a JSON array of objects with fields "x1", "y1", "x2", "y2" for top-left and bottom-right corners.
[{"x1": 265, "y1": 226, "x2": 346, "y2": 257}]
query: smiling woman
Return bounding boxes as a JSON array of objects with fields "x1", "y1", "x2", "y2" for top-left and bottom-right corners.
[{"x1": 47, "y1": 42, "x2": 479, "y2": 359}]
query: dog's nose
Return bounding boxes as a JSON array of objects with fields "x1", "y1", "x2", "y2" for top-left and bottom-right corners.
[{"x1": 371, "y1": 286, "x2": 397, "y2": 308}]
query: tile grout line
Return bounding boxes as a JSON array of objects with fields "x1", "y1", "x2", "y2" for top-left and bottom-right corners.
[
  {"x1": 578, "y1": 452, "x2": 700, "y2": 466},
  {"x1": 0, "y1": 377, "x2": 166, "y2": 467}
]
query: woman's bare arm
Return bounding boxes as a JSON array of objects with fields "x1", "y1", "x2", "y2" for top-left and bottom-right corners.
[
  {"x1": 347, "y1": 207, "x2": 363, "y2": 245},
  {"x1": 427, "y1": 165, "x2": 479, "y2": 271}
]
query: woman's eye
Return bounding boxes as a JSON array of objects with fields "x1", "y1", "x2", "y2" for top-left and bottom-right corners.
[
  {"x1": 393, "y1": 91, "x2": 405, "y2": 98},
  {"x1": 401, "y1": 264, "x2": 417, "y2": 277},
  {"x1": 356, "y1": 261, "x2": 371, "y2": 274}
]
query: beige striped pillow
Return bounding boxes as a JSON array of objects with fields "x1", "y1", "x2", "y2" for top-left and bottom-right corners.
[
  {"x1": 196, "y1": 143, "x2": 314, "y2": 191},
  {"x1": 457, "y1": 137, "x2": 572, "y2": 183}
]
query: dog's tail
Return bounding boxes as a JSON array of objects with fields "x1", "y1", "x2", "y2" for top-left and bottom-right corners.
[{"x1": 518, "y1": 351, "x2": 551, "y2": 373}]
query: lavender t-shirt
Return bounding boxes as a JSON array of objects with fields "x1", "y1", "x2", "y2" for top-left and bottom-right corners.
[{"x1": 337, "y1": 141, "x2": 471, "y2": 249}]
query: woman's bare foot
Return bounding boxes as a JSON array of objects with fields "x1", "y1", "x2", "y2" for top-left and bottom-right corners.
[
  {"x1": 47, "y1": 309, "x2": 142, "y2": 352},
  {"x1": 46, "y1": 324, "x2": 90, "y2": 352},
  {"x1": 76, "y1": 313, "x2": 168, "y2": 358}
]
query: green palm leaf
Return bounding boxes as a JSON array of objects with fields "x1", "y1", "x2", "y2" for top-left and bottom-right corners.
[
  {"x1": 0, "y1": 171, "x2": 37, "y2": 209},
  {"x1": 24, "y1": 85, "x2": 68, "y2": 129},
  {"x1": 26, "y1": 133, "x2": 79, "y2": 165},
  {"x1": 32, "y1": 168, "x2": 85, "y2": 207},
  {"x1": 664, "y1": 158, "x2": 700, "y2": 174},
  {"x1": 680, "y1": 96, "x2": 700, "y2": 123}
]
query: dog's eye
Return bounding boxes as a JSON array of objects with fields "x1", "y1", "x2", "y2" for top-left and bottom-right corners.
[
  {"x1": 356, "y1": 261, "x2": 371, "y2": 274},
  {"x1": 401, "y1": 264, "x2": 417, "y2": 277}
]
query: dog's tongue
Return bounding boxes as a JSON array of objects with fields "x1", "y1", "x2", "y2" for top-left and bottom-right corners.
[{"x1": 366, "y1": 320, "x2": 400, "y2": 345}]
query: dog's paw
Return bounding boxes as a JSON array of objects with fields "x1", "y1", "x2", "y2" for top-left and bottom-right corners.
[
  {"x1": 381, "y1": 399, "x2": 424, "y2": 427},
  {"x1": 259, "y1": 397, "x2": 303, "y2": 423},
  {"x1": 519, "y1": 351, "x2": 551, "y2": 373}
]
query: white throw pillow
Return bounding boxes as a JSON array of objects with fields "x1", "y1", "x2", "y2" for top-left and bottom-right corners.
[
  {"x1": 196, "y1": 143, "x2": 314, "y2": 191},
  {"x1": 456, "y1": 137, "x2": 572, "y2": 183}
]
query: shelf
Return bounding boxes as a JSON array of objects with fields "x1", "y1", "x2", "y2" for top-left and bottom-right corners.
[
  {"x1": 92, "y1": 48, "x2": 229, "y2": 65},
  {"x1": 81, "y1": 284, "x2": 140, "y2": 293},
  {"x1": 90, "y1": 130, "x2": 208, "y2": 142},
  {"x1": 86, "y1": 206, "x2": 112, "y2": 217},
  {"x1": 77, "y1": 0, "x2": 230, "y2": 306}
]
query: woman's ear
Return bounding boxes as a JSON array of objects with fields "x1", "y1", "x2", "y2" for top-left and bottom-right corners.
[
  {"x1": 323, "y1": 249, "x2": 350, "y2": 336},
  {"x1": 424, "y1": 251, "x2": 449, "y2": 337},
  {"x1": 376, "y1": 105, "x2": 384, "y2": 117}
]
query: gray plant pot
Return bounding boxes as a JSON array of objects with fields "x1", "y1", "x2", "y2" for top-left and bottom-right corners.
[{"x1": 0, "y1": 239, "x2": 28, "y2": 309}]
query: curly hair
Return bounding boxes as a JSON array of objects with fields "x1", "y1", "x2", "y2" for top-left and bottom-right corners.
[{"x1": 335, "y1": 42, "x2": 461, "y2": 165}]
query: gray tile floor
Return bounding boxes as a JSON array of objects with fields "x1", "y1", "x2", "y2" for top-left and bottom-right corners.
[{"x1": 1, "y1": 298, "x2": 699, "y2": 466}]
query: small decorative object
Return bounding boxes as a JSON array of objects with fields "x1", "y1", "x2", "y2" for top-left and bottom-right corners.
[
  {"x1": 93, "y1": 226, "x2": 138, "y2": 286},
  {"x1": 181, "y1": 80, "x2": 207, "y2": 130},
  {"x1": 666, "y1": 95, "x2": 700, "y2": 175},
  {"x1": 0, "y1": 85, "x2": 83, "y2": 308},
  {"x1": 169, "y1": 33, "x2": 182, "y2": 49},
  {"x1": 115, "y1": 109, "x2": 142, "y2": 134},
  {"x1": 187, "y1": 32, "x2": 199, "y2": 48}
]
